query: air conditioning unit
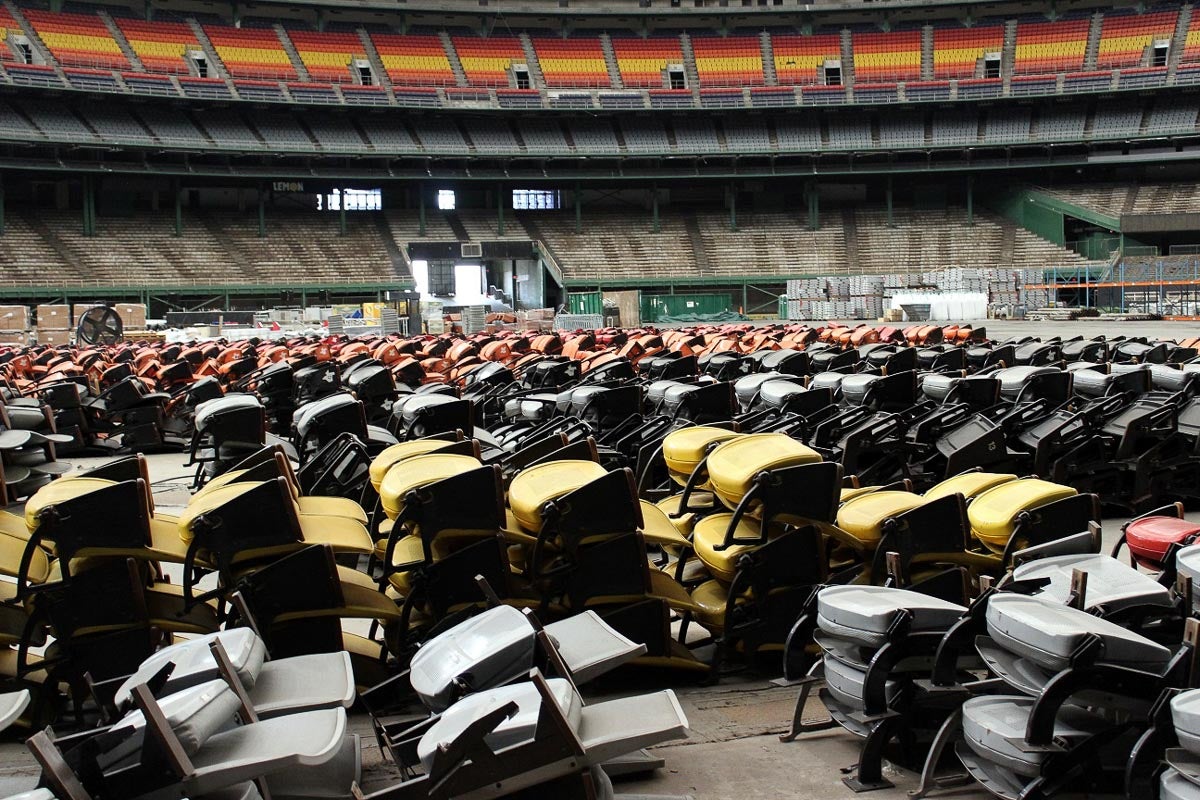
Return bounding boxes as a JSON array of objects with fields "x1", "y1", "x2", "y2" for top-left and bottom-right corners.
[{"x1": 461, "y1": 243, "x2": 483, "y2": 258}]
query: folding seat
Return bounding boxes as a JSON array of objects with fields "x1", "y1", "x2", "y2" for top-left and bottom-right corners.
[
  {"x1": 955, "y1": 593, "x2": 1183, "y2": 799},
  {"x1": 18, "y1": 474, "x2": 219, "y2": 635},
  {"x1": 292, "y1": 392, "x2": 397, "y2": 460},
  {"x1": 174, "y1": 476, "x2": 384, "y2": 620},
  {"x1": 674, "y1": 435, "x2": 839, "y2": 668},
  {"x1": 106, "y1": 627, "x2": 354, "y2": 722},
  {"x1": 781, "y1": 566, "x2": 972, "y2": 790},
  {"x1": 30, "y1": 672, "x2": 356, "y2": 800},
  {"x1": 364, "y1": 668, "x2": 688, "y2": 799},
  {"x1": 967, "y1": 478, "x2": 1096, "y2": 560},
  {"x1": 1116, "y1": 502, "x2": 1200, "y2": 570}
]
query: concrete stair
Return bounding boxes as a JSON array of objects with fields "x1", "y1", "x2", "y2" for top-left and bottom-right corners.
[{"x1": 274, "y1": 24, "x2": 310, "y2": 82}]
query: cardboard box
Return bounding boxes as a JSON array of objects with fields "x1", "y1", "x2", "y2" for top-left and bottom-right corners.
[
  {"x1": 0, "y1": 331, "x2": 28, "y2": 346},
  {"x1": 72, "y1": 303, "x2": 104, "y2": 323},
  {"x1": 0, "y1": 305, "x2": 28, "y2": 331},
  {"x1": 38, "y1": 329, "x2": 70, "y2": 346},
  {"x1": 37, "y1": 304, "x2": 71, "y2": 330},
  {"x1": 114, "y1": 303, "x2": 147, "y2": 329}
]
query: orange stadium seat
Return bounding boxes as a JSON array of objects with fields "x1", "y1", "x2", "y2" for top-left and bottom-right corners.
[
  {"x1": 369, "y1": 33, "x2": 454, "y2": 85},
  {"x1": 1185, "y1": 12, "x2": 1200, "y2": 62},
  {"x1": 932, "y1": 25, "x2": 1004, "y2": 79},
  {"x1": 852, "y1": 29, "x2": 921, "y2": 82},
  {"x1": 24, "y1": 9, "x2": 129, "y2": 70},
  {"x1": 288, "y1": 30, "x2": 364, "y2": 83},
  {"x1": 1012, "y1": 18, "x2": 1090, "y2": 74},
  {"x1": 203, "y1": 24, "x2": 296, "y2": 80},
  {"x1": 0, "y1": 7, "x2": 21, "y2": 62},
  {"x1": 116, "y1": 18, "x2": 197, "y2": 74},
  {"x1": 690, "y1": 35, "x2": 764, "y2": 86},
  {"x1": 772, "y1": 33, "x2": 840, "y2": 85},
  {"x1": 451, "y1": 34, "x2": 526, "y2": 87},
  {"x1": 610, "y1": 35, "x2": 682, "y2": 88},
  {"x1": 532, "y1": 35, "x2": 609, "y2": 87},
  {"x1": 1097, "y1": 10, "x2": 1178, "y2": 68}
]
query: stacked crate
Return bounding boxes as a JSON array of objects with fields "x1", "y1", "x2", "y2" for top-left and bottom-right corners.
[
  {"x1": 0, "y1": 305, "x2": 29, "y2": 346},
  {"x1": 36, "y1": 304, "x2": 71, "y2": 346},
  {"x1": 782, "y1": 266, "x2": 1053, "y2": 320}
]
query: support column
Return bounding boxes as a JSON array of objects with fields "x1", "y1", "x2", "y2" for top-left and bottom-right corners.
[
  {"x1": 257, "y1": 184, "x2": 266, "y2": 238},
  {"x1": 652, "y1": 186, "x2": 660, "y2": 233},
  {"x1": 574, "y1": 182, "x2": 581, "y2": 234},
  {"x1": 729, "y1": 183, "x2": 737, "y2": 232},
  {"x1": 808, "y1": 183, "x2": 820, "y2": 230},
  {"x1": 0, "y1": 174, "x2": 7, "y2": 237},
  {"x1": 81, "y1": 176, "x2": 92, "y2": 236},
  {"x1": 885, "y1": 176, "x2": 894, "y2": 228},
  {"x1": 173, "y1": 181, "x2": 182, "y2": 238},
  {"x1": 338, "y1": 188, "x2": 347, "y2": 236},
  {"x1": 418, "y1": 185, "x2": 426, "y2": 237},
  {"x1": 966, "y1": 175, "x2": 975, "y2": 226},
  {"x1": 497, "y1": 183, "x2": 505, "y2": 237}
]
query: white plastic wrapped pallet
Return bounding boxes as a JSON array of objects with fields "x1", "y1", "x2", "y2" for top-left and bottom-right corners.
[{"x1": 889, "y1": 292, "x2": 988, "y2": 321}]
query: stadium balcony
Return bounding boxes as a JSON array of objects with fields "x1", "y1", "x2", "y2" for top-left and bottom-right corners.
[
  {"x1": 0, "y1": 93, "x2": 1192, "y2": 178},
  {"x1": 289, "y1": 30, "x2": 366, "y2": 83},
  {"x1": 202, "y1": 23, "x2": 296, "y2": 81},
  {"x1": 22, "y1": 8, "x2": 128, "y2": 71},
  {"x1": 0, "y1": 4, "x2": 1194, "y2": 110},
  {"x1": 773, "y1": 33, "x2": 840, "y2": 86},
  {"x1": 931, "y1": 24, "x2": 1004, "y2": 80}
]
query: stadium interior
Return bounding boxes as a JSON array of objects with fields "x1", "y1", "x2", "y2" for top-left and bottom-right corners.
[{"x1": 5, "y1": 0, "x2": 1200, "y2": 799}]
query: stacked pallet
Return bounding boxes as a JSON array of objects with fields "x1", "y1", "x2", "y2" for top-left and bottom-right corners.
[{"x1": 783, "y1": 266, "x2": 1049, "y2": 321}]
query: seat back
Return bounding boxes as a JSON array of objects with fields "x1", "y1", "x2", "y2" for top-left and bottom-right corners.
[{"x1": 232, "y1": 544, "x2": 345, "y2": 658}]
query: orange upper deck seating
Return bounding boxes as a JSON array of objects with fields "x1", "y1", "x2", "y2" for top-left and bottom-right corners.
[
  {"x1": 0, "y1": 8, "x2": 22, "y2": 62},
  {"x1": 691, "y1": 35, "x2": 764, "y2": 86},
  {"x1": 532, "y1": 35, "x2": 609, "y2": 87},
  {"x1": 24, "y1": 9, "x2": 128, "y2": 70},
  {"x1": 1012, "y1": 18, "x2": 1090, "y2": 74},
  {"x1": 369, "y1": 33, "x2": 454, "y2": 85},
  {"x1": 288, "y1": 30, "x2": 364, "y2": 83},
  {"x1": 852, "y1": 29, "x2": 921, "y2": 82},
  {"x1": 451, "y1": 34, "x2": 526, "y2": 87},
  {"x1": 116, "y1": 17, "x2": 196, "y2": 74},
  {"x1": 932, "y1": 25, "x2": 1004, "y2": 78},
  {"x1": 1096, "y1": 10, "x2": 1178, "y2": 69},
  {"x1": 772, "y1": 33, "x2": 840, "y2": 85},
  {"x1": 1185, "y1": 12, "x2": 1200, "y2": 62},
  {"x1": 611, "y1": 35, "x2": 682, "y2": 88},
  {"x1": 203, "y1": 24, "x2": 296, "y2": 80}
]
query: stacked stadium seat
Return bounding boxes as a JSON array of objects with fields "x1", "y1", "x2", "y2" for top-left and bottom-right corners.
[
  {"x1": 1096, "y1": 10, "x2": 1177, "y2": 68},
  {"x1": 23, "y1": 9, "x2": 129, "y2": 70},
  {"x1": 368, "y1": 33, "x2": 454, "y2": 85},
  {"x1": 288, "y1": 30, "x2": 363, "y2": 82},
  {"x1": 532, "y1": 35, "x2": 609, "y2": 87},
  {"x1": 610, "y1": 35, "x2": 682, "y2": 88},
  {"x1": 451, "y1": 34, "x2": 526, "y2": 87},
  {"x1": 690, "y1": 35, "x2": 764, "y2": 86},
  {"x1": 203, "y1": 23, "x2": 296, "y2": 80},
  {"x1": 772, "y1": 33, "x2": 840, "y2": 85},
  {"x1": 932, "y1": 24, "x2": 1004, "y2": 78},
  {"x1": 115, "y1": 18, "x2": 197, "y2": 74},
  {"x1": 851, "y1": 29, "x2": 921, "y2": 82},
  {"x1": 1012, "y1": 18, "x2": 1090, "y2": 74}
]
